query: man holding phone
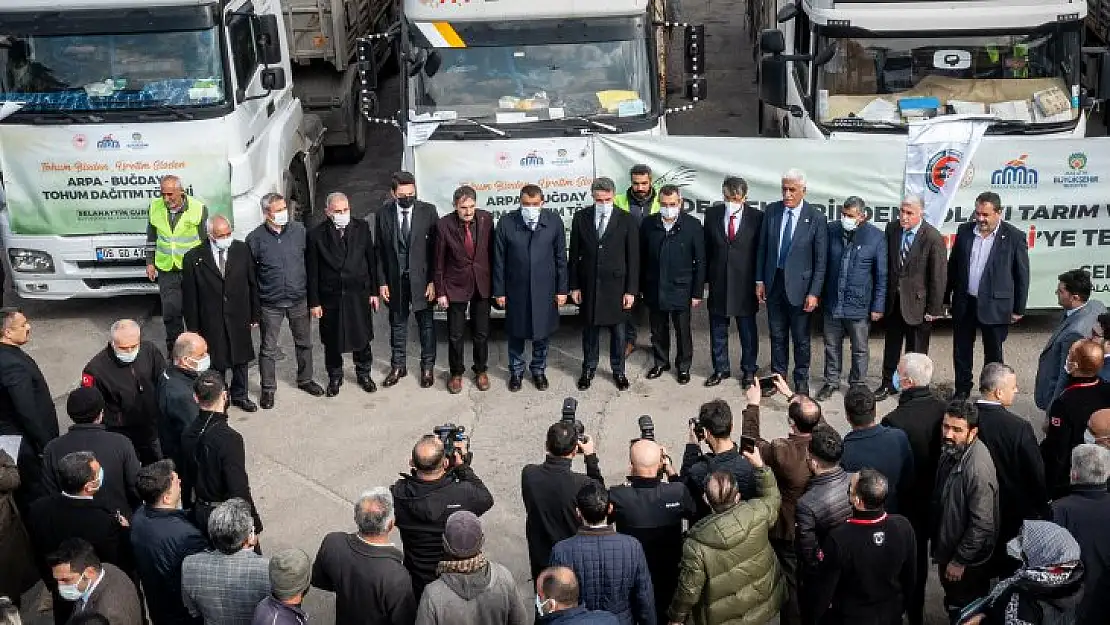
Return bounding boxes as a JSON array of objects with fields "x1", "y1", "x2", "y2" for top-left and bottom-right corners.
[{"x1": 681, "y1": 390, "x2": 761, "y2": 520}]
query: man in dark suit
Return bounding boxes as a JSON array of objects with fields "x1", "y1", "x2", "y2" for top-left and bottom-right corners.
[
  {"x1": 876, "y1": 196, "x2": 947, "y2": 400},
  {"x1": 946, "y1": 191, "x2": 1030, "y2": 400},
  {"x1": 434, "y1": 186, "x2": 495, "y2": 394},
  {"x1": 492, "y1": 185, "x2": 568, "y2": 392},
  {"x1": 1035, "y1": 269, "x2": 1107, "y2": 411},
  {"x1": 48, "y1": 538, "x2": 142, "y2": 625},
  {"x1": 756, "y1": 169, "x2": 828, "y2": 395},
  {"x1": 182, "y1": 215, "x2": 260, "y2": 412},
  {"x1": 307, "y1": 192, "x2": 380, "y2": 396},
  {"x1": 375, "y1": 171, "x2": 438, "y2": 389},
  {"x1": 570, "y1": 177, "x2": 639, "y2": 391},
  {"x1": 641, "y1": 184, "x2": 705, "y2": 384},
  {"x1": 704, "y1": 176, "x2": 763, "y2": 388}
]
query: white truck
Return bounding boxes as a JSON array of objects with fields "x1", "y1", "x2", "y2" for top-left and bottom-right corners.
[
  {"x1": 0, "y1": 0, "x2": 392, "y2": 299},
  {"x1": 754, "y1": 0, "x2": 1110, "y2": 139},
  {"x1": 363, "y1": 0, "x2": 706, "y2": 221}
]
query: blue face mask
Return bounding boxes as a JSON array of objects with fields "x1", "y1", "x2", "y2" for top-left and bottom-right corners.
[{"x1": 892, "y1": 371, "x2": 903, "y2": 392}]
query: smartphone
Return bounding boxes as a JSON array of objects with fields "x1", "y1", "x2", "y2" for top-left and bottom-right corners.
[
  {"x1": 758, "y1": 376, "x2": 776, "y2": 391},
  {"x1": 740, "y1": 435, "x2": 757, "y2": 453}
]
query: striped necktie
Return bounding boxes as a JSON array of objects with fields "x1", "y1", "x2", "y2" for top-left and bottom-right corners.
[{"x1": 900, "y1": 230, "x2": 914, "y2": 264}]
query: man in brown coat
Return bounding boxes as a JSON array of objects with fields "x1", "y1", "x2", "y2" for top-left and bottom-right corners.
[
  {"x1": 434, "y1": 186, "x2": 495, "y2": 394},
  {"x1": 49, "y1": 537, "x2": 142, "y2": 625},
  {"x1": 876, "y1": 196, "x2": 947, "y2": 400}
]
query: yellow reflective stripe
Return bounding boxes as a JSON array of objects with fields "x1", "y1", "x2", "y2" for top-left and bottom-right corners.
[{"x1": 434, "y1": 22, "x2": 466, "y2": 48}]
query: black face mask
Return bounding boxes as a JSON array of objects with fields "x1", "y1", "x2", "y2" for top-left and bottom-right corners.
[{"x1": 397, "y1": 196, "x2": 415, "y2": 209}]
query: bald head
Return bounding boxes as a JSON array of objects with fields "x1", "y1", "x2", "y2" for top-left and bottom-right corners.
[
  {"x1": 172, "y1": 332, "x2": 207, "y2": 367},
  {"x1": 629, "y1": 440, "x2": 663, "y2": 477},
  {"x1": 207, "y1": 215, "x2": 231, "y2": 237},
  {"x1": 411, "y1": 435, "x2": 446, "y2": 474},
  {"x1": 1068, "y1": 339, "x2": 1105, "y2": 377},
  {"x1": 1090, "y1": 409, "x2": 1110, "y2": 447},
  {"x1": 537, "y1": 566, "x2": 579, "y2": 611}
]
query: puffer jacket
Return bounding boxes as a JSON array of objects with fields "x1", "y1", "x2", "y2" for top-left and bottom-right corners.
[
  {"x1": 932, "y1": 438, "x2": 999, "y2": 567},
  {"x1": 668, "y1": 467, "x2": 784, "y2": 625},
  {"x1": 794, "y1": 467, "x2": 852, "y2": 573}
]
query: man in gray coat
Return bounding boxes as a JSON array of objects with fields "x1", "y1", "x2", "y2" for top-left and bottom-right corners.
[
  {"x1": 933, "y1": 400, "x2": 999, "y2": 623},
  {"x1": 1035, "y1": 268, "x2": 1107, "y2": 411}
]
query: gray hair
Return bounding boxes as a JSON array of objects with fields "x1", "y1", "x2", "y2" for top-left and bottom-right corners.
[
  {"x1": 354, "y1": 487, "x2": 394, "y2": 536},
  {"x1": 590, "y1": 177, "x2": 616, "y2": 194},
  {"x1": 325, "y1": 192, "x2": 349, "y2": 211},
  {"x1": 900, "y1": 353, "x2": 934, "y2": 386},
  {"x1": 159, "y1": 174, "x2": 183, "y2": 190},
  {"x1": 109, "y1": 319, "x2": 140, "y2": 344},
  {"x1": 0, "y1": 595, "x2": 20, "y2": 625},
  {"x1": 1071, "y1": 444, "x2": 1110, "y2": 485},
  {"x1": 782, "y1": 168, "x2": 806, "y2": 186},
  {"x1": 260, "y1": 192, "x2": 285, "y2": 213},
  {"x1": 172, "y1": 333, "x2": 203, "y2": 365},
  {"x1": 206, "y1": 214, "x2": 231, "y2": 235},
  {"x1": 208, "y1": 498, "x2": 255, "y2": 554},
  {"x1": 902, "y1": 194, "x2": 924, "y2": 210},
  {"x1": 979, "y1": 362, "x2": 1015, "y2": 395}
]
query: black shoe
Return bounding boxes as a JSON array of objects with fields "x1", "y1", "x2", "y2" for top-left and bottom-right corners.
[
  {"x1": 420, "y1": 369, "x2": 435, "y2": 388},
  {"x1": 259, "y1": 390, "x2": 275, "y2": 410},
  {"x1": 298, "y1": 381, "x2": 325, "y2": 397},
  {"x1": 357, "y1": 375, "x2": 377, "y2": 393},
  {"x1": 577, "y1": 370, "x2": 594, "y2": 391},
  {"x1": 705, "y1": 371, "x2": 730, "y2": 387},
  {"x1": 742, "y1": 374, "x2": 756, "y2": 390},
  {"x1": 383, "y1": 367, "x2": 406, "y2": 388},
  {"x1": 326, "y1": 379, "x2": 342, "y2": 397},
  {"x1": 952, "y1": 390, "x2": 970, "y2": 402},
  {"x1": 533, "y1": 374, "x2": 549, "y2": 391},
  {"x1": 677, "y1": 370, "x2": 691, "y2": 385},
  {"x1": 646, "y1": 365, "x2": 670, "y2": 379},
  {"x1": 873, "y1": 384, "x2": 897, "y2": 401},
  {"x1": 614, "y1": 373, "x2": 630, "y2": 391},
  {"x1": 815, "y1": 384, "x2": 838, "y2": 402},
  {"x1": 508, "y1": 374, "x2": 523, "y2": 392},
  {"x1": 232, "y1": 398, "x2": 258, "y2": 413}
]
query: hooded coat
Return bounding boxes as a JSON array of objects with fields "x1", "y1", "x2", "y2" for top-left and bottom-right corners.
[
  {"x1": 977, "y1": 520, "x2": 1085, "y2": 625},
  {"x1": 668, "y1": 468, "x2": 784, "y2": 625},
  {"x1": 414, "y1": 560, "x2": 527, "y2": 625}
]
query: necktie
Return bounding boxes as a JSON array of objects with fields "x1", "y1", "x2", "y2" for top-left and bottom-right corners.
[
  {"x1": 597, "y1": 212, "x2": 607, "y2": 236},
  {"x1": 217, "y1": 249, "x2": 226, "y2": 275},
  {"x1": 401, "y1": 210, "x2": 411, "y2": 242},
  {"x1": 728, "y1": 213, "x2": 737, "y2": 242},
  {"x1": 777, "y1": 210, "x2": 794, "y2": 268},
  {"x1": 527, "y1": 220, "x2": 536, "y2": 231},
  {"x1": 901, "y1": 230, "x2": 914, "y2": 264},
  {"x1": 464, "y1": 222, "x2": 475, "y2": 257}
]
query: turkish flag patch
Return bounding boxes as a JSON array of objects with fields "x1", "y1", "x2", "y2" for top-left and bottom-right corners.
[
  {"x1": 817, "y1": 549, "x2": 824, "y2": 562},
  {"x1": 1051, "y1": 417, "x2": 1062, "y2": 427},
  {"x1": 81, "y1": 373, "x2": 95, "y2": 388}
]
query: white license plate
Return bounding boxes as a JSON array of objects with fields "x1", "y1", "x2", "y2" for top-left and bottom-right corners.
[{"x1": 95, "y1": 246, "x2": 146, "y2": 261}]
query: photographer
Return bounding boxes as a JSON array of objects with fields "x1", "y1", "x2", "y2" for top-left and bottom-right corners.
[
  {"x1": 609, "y1": 438, "x2": 696, "y2": 625},
  {"x1": 682, "y1": 399, "x2": 758, "y2": 520},
  {"x1": 522, "y1": 419, "x2": 603, "y2": 580},
  {"x1": 391, "y1": 433, "x2": 494, "y2": 597}
]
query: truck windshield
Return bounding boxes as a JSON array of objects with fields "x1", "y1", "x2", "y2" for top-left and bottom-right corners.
[
  {"x1": 407, "y1": 18, "x2": 652, "y2": 123},
  {"x1": 816, "y1": 25, "x2": 1081, "y2": 128},
  {"x1": 0, "y1": 28, "x2": 225, "y2": 113}
]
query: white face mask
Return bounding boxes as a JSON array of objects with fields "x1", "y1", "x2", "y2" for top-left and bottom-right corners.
[
  {"x1": 58, "y1": 572, "x2": 88, "y2": 602},
  {"x1": 332, "y1": 212, "x2": 351, "y2": 228},
  {"x1": 114, "y1": 347, "x2": 139, "y2": 364},
  {"x1": 193, "y1": 354, "x2": 211, "y2": 372},
  {"x1": 660, "y1": 206, "x2": 681, "y2": 220},
  {"x1": 597, "y1": 202, "x2": 613, "y2": 213},
  {"x1": 840, "y1": 216, "x2": 859, "y2": 232},
  {"x1": 521, "y1": 206, "x2": 541, "y2": 223},
  {"x1": 212, "y1": 236, "x2": 233, "y2": 250},
  {"x1": 1085, "y1": 428, "x2": 1098, "y2": 444},
  {"x1": 535, "y1": 595, "x2": 552, "y2": 617},
  {"x1": 271, "y1": 210, "x2": 289, "y2": 226},
  {"x1": 725, "y1": 201, "x2": 744, "y2": 213}
]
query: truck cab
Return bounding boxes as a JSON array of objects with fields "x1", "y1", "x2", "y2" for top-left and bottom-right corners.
[{"x1": 756, "y1": 0, "x2": 1104, "y2": 139}]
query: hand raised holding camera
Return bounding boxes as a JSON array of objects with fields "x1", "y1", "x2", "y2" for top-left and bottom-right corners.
[
  {"x1": 741, "y1": 444, "x2": 765, "y2": 469},
  {"x1": 577, "y1": 435, "x2": 596, "y2": 456}
]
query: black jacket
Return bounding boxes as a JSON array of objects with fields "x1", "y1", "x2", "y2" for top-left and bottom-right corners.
[
  {"x1": 129, "y1": 505, "x2": 207, "y2": 625},
  {"x1": 639, "y1": 213, "x2": 706, "y2": 312},
  {"x1": 179, "y1": 410, "x2": 263, "y2": 533},
  {"x1": 539, "y1": 607, "x2": 621, "y2": 625},
  {"x1": 568, "y1": 206, "x2": 640, "y2": 327},
  {"x1": 307, "y1": 218, "x2": 378, "y2": 353},
  {"x1": 945, "y1": 220, "x2": 1030, "y2": 325},
  {"x1": 81, "y1": 341, "x2": 165, "y2": 435},
  {"x1": 522, "y1": 455, "x2": 604, "y2": 579},
  {"x1": 974, "y1": 402, "x2": 1049, "y2": 550},
  {"x1": 609, "y1": 476, "x2": 696, "y2": 623},
  {"x1": 550, "y1": 526, "x2": 656, "y2": 625},
  {"x1": 390, "y1": 464, "x2": 494, "y2": 595},
  {"x1": 880, "y1": 387, "x2": 946, "y2": 526},
  {"x1": 156, "y1": 366, "x2": 199, "y2": 477},
  {"x1": 840, "y1": 425, "x2": 914, "y2": 515},
  {"x1": 704, "y1": 203, "x2": 762, "y2": 318},
  {"x1": 795, "y1": 467, "x2": 853, "y2": 574},
  {"x1": 809, "y1": 510, "x2": 917, "y2": 625},
  {"x1": 1042, "y1": 379, "x2": 1110, "y2": 498},
  {"x1": 246, "y1": 221, "x2": 309, "y2": 307},
  {"x1": 42, "y1": 423, "x2": 141, "y2": 517},
  {"x1": 28, "y1": 494, "x2": 134, "y2": 576},
  {"x1": 312, "y1": 532, "x2": 417, "y2": 625},
  {"x1": 680, "y1": 443, "x2": 757, "y2": 520},
  {"x1": 1051, "y1": 485, "x2": 1110, "y2": 625},
  {"x1": 375, "y1": 199, "x2": 438, "y2": 313},
  {"x1": 0, "y1": 342, "x2": 58, "y2": 496},
  {"x1": 182, "y1": 241, "x2": 260, "y2": 370}
]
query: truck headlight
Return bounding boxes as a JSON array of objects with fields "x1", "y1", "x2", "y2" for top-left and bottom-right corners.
[{"x1": 9, "y1": 249, "x2": 55, "y2": 273}]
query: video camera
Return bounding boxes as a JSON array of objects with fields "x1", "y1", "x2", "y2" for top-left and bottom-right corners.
[
  {"x1": 433, "y1": 423, "x2": 468, "y2": 466},
  {"x1": 637, "y1": 415, "x2": 655, "y2": 441},
  {"x1": 688, "y1": 417, "x2": 705, "y2": 441},
  {"x1": 561, "y1": 397, "x2": 586, "y2": 443}
]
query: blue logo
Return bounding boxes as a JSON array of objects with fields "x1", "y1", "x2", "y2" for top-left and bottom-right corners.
[
  {"x1": 96, "y1": 134, "x2": 121, "y2": 150},
  {"x1": 519, "y1": 152, "x2": 544, "y2": 167},
  {"x1": 991, "y1": 154, "x2": 1038, "y2": 189}
]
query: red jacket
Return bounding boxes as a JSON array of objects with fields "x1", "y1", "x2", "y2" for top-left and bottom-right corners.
[{"x1": 434, "y1": 210, "x2": 494, "y2": 302}]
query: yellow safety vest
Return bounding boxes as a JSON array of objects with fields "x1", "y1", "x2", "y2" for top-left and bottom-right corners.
[
  {"x1": 149, "y1": 196, "x2": 205, "y2": 271},
  {"x1": 614, "y1": 189, "x2": 660, "y2": 215}
]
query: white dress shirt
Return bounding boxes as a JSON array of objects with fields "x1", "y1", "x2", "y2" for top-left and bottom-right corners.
[
  {"x1": 968, "y1": 227, "x2": 998, "y2": 296},
  {"x1": 724, "y1": 203, "x2": 742, "y2": 237},
  {"x1": 596, "y1": 204, "x2": 612, "y2": 233},
  {"x1": 210, "y1": 241, "x2": 228, "y2": 270},
  {"x1": 778, "y1": 204, "x2": 800, "y2": 251}
]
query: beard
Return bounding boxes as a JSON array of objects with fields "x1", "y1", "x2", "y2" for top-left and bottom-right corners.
[{"x1": 942, "y1": 440, "x2": 968, "y2": 456}]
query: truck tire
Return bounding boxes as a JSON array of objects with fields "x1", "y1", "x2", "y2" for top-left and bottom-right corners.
[
  {"x1": 330, "y1": 83, "x2": 369, "y2": 164},
  {"x1": 285, "y1": 160, "x2": 316, "y2": 225}
]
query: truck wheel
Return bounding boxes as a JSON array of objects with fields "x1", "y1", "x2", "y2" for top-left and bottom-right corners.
[
  {"x1": 285, "y1": 161, "x2": 315, "y2": 225},
  {"x1": 330, "y1": 83, "x2": 369, "y2": 164}
]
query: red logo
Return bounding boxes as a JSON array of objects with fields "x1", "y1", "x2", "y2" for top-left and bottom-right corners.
[
  {"x1": 81, "y1": 373, "x2": 95, "y2": 388},
  {"x1": 72, "y1": 134, "x2": 88, "y2": 150},
  {"x1": 925, "y1": 149, "x2": 963, "y2": 194},
  {"x1": 1051, "y1": 417, "x2": 1061, "y2": 427}
]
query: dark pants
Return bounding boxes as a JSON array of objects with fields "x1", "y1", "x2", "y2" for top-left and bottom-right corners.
[
  {"x1": 649, "y1": 309, "x2": 693, "y2": 371},
  {"x1": 907, "y1": 517, "x2": 930, "y2": 625},
  {"x1": 388, "y1": 281, "x2": 436, "y2": 370},
  {"x1": 822, "y1": 314, "x2": 870, "y2": 387},
  {"x1": 219, "y1": 364, "x2": 250, "y2": 401},
  {"x1": 324, "y1": 343, "x2": 373, "y2": 381},
  {"x1": 157, "y1": 270, "x2": 184, "y2": 353},
  {"x1": 953, "y1": 295, "x2": 1008, "y2": 394},
  {"x1": 447, "y1": 297, "x2": 491, "y2": 376},
  {"x1": 767, "y1": 271, "x2": 812, "y2": 387},
  {"x1": 772, "y1": 538, "x2": 801, "y2": 625},
  {"x1": 625, "y1": 298, "x2": 646, "y2": 347},
  {"x1": 881, "y1": 297, "x2": 934, "y2": 385},
  {"x1": 258, "y1": 300, "x2": 314, "y2": 391},
  {"x1": 709, "y1": 314, "x2": 758, "y2": 376},
  {"x1": 107, "y1": 425, "x2": 163, "y2": 465},
  {"x1": 508, "y1": 336, "x2": 548, "y2": 377},
  {"x1": 938, "y1": 562, "x2": 991, "y2": 623},
  {"x1": 582, "y1": 324, "x2": 625, "y2": 375}
]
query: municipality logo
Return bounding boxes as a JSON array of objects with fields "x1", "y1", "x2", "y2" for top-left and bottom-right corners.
[
  {"x1": 1053, "y1": 152, "x2": 1098, "y2": 189},
  {"x1": 519, "y1": 151, "x2": 544, "y2": 167},
  {"x1": 991, "y1": 154, "x2": 1038, "y2": 189},
  {"x1": 925, "y1": 149, "x2": 962, "y2": 194},
  {"x1": 96, "y1": 134, "x2": 121, "y2": 150},
  {"x1": 126, "y1": 132, "x2": 148, "y2": 150}
]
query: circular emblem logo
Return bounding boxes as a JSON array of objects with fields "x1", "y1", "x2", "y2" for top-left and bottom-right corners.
[
  {"x1": 72, "y1": 134, "x2": 87, "y2": 150},
  {"x1": 926, "y1": 149, "x2": 963, "y2": 194},
  {"x1": 1068, "y1": 152, "x2": 1087, "y2": 171}
]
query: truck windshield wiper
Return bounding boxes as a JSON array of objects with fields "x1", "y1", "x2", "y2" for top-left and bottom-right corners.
[
  {"x1": 138, "y1": 105, "x2": 195, "y2": 121},
  {"x1": 442, "y1": 117, "x2": 509, "y2": 137},
  {"x1": 559, "y1": 116, "x2": 621, "y2": 133},
  {"x1": 826, "y1": 117, "x2": 904, "y2": 130},
  {"x1": 28, "y1": 111, "x2": 87, "y2": 124}
]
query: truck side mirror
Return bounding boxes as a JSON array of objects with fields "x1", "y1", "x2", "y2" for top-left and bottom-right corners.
[
  {"x1": 760, "y1": 55, "x2": 789, "y2": 109},
  {"x1": 777, "y1": 3, "x2": 798, "y2": 23},
  {"x1": 685, "y1": 77, "x2": 707, "y2": 101},
  {"x1": 260, "y1": 67, "x2": 286, "y2": 91},
  {"x1": 684, "y1": 25, "x2": 705, "y2": 75},
  {"x1": 759, "y1": 29, "x2": 786, "y2": 55},
  {"x1": 256, "y1": 15, "x2": 283, "y2": 65},
  {"x1": 425, "y1": 50, "x2": 443, "y2": 77},
  {"x1": 812, "y1": 41, "x2": 839, "y2": 67}
]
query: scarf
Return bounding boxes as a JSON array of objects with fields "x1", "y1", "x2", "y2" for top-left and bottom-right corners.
[{"x1": 436, "y1": 553, "x2": 487, "y2": 575}]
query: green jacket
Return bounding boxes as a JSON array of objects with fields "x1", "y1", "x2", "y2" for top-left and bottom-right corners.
[{"x1": 668, "y1": 468, "x2": 784, "y2": 625}]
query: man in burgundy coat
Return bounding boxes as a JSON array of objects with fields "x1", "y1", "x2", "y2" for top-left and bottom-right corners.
[{"x1": 434, "y1": 185, "x2": 495, "y2": 394}]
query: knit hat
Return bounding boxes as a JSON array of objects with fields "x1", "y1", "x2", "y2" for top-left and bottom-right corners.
[
  {"x1": 269, "y1": 549, "x2": 312, "y2": 600},
  {"x1": 443, "y1": 511, "x2": 484, "y2": 559},
  {"x1": 66, "y1": 386, "x2": 104, "y2": 423},
  {"x1": 1008, "y1": 520, "x2": 1081, "y2": 569}
]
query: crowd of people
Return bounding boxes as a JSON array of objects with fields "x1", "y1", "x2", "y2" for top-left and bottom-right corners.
[{"x1": 1, "y1": 165, "x2": 1110, "y2": 625}]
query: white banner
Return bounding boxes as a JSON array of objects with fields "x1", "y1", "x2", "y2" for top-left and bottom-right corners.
[{"x1": 903, "y1": 116, "x2": 991, "y2": 226}]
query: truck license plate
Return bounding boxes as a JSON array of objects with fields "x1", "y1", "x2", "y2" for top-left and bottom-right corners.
[{"x1": 96, "y1": 246, "x2": 146, "y2": 261}]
